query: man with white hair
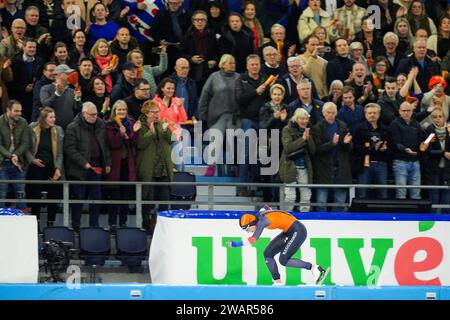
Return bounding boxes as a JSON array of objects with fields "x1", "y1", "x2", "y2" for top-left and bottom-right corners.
[
  {"x1": 396, "y1": 38, "x2": 441, "y2": 92},
  {"x1": 64, "y1": 101, "x2": 111, "y2": 232},
  {"x1": 279, "y1": 56, "x2": 318, "y2": 103},
  {"x1": 378, "y1": 32, "x2": 405, "y2": 76},
  {"x1": 312, "y1": 102, "x2": 353, "y2": 212},
  {"x1": 0, "y1": 18, "x2": 26, "y2": 59},
  {"x1": 262, "y1": 45, "x2": 288, "y2": 77}
]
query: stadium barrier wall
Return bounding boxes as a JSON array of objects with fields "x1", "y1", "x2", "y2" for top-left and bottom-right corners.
[
  {"x1": 149, "y1": 211, "x2": 450, "y2": 286},
  {"x1": 0, "y1": 216, "x2": 38, "y2": 283}
]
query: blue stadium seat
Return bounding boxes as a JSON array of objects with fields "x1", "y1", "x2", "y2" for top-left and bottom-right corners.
[
  {"x1": 115, "y1": 227, "x2": 148, "y2": 269},
  {"x1": 170, "y1": 171, "x2": 196, "y2": 210},
  {"x1": 79, "y1": 227, "x2": 111, "y2": 267},
  {"x1": 43, "y1": 226, "x2": 75, "y2": 248}
]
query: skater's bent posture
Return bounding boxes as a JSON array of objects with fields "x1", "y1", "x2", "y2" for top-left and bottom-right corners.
[{"x1": 228, "y1": 205, "x2": 330, "y2": 285}]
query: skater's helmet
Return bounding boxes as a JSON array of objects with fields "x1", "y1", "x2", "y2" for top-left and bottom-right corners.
[{"x1": 239, "y1": 214, "x2": 257, "y2": 230}]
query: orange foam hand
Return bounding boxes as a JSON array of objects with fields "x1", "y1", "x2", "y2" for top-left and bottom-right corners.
[
  {"x1": 110, "y1": 55, "x2": 119, "y2": 69},
  {"x1": 114, "y1": 115, "x2": 122, "y2": 126},
  {"x1": 263, "y1": 75, "x2": 276, "y2": 87},
  {"x1": 67, "y1": 72, "x2": 79, "y2": 89}
]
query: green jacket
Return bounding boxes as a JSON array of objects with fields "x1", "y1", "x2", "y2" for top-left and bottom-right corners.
[
  {"x1": 0, "y1": 114, "x2": 30, "y2": 166},
  {"x1": 0, "y1": 35, "x2": 21, "y2": 59},
  {"x1": 279, "y1": 122, "x2": 315, "y2": 184},
  {"x1": 311, "y1": 119, "x2": 353, "y2": 184},
  {"x1": 136, "y1": 115, "x2": 173, "y2": 197}
]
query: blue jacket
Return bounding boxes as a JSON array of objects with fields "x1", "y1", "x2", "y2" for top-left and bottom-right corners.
[
  {"x1": 288, "y1": 98, "x2": 324, "y2": 126},
  {"x1": 337, "y1": 104, "x2": 365, "y2": 134}
]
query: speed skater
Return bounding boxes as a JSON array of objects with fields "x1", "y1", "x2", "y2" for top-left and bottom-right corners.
[{"x1": 228, "y1": 205, "x2": 330, "y2": 285}]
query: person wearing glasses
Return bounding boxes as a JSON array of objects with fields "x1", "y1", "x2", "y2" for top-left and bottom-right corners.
[
  {"x1": 181, "y1": 10, "x2": 219, "y2": 91},
  {"x1": 136, "y1": 100, "x2": 173, "y2": 235},
  {"x1": 64, "y1": 102, "x2": 111, "y2": 232},
  {"x1": 261, "y1": 45, "x2": 287, "y2": 78},
  {"x1": 124, "y1": 78, "x2": 151, "y2": 121},
  {"x1": 279, "y1": 56, "x2": 318, "y2": 104}
]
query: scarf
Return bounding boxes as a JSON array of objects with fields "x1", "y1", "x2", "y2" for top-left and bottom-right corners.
[
  {"x1": 193, "y1": 28, "x2": 208, "y2": 57},
  {"x1": 136, "y1": 66, "x2": 144, "y2": 79},
  {"x1": 435, "y1": 125, "x2": 447, "y2": 143},
  {"x1": 170, "y1": 9, "x2": 183, "y2": 41},
  {"x1": 96, "y1": 55, "x2": 113, "y2": 93},
  {"x1": 120, "y1": 117, "x2": 133, "y2": 135}
]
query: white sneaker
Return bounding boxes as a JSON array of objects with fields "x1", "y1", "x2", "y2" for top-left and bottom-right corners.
[{"x1": 273, "y1": 281, "x2": 284, "y2": 286}]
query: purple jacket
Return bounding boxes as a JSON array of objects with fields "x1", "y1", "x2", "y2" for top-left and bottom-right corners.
[{"x1": 105, "y1": 118, "x2": 138, "y2": 182}]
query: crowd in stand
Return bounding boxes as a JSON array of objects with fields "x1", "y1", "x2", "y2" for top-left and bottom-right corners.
[{"x1": 0, "y1": 0, "x2": 449, "y2": 234}]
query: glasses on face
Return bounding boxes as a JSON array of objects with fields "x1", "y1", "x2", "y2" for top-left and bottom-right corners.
[
  {"x1": 289, "y1": 64, "x2": 302, "y2": 68},
  {"x1": 86, "y1": 112, "x2": 98, "y2": 117},
  {"x1": 265, "y1": 53, "x2": 277, "y2": 56},
  {"x1": 193, "y1": 18, "x2": 207, "y2": 22},
  {"x1": 138, "y1": 87, "x2": 150, "y2": 91},
  {"x1": 377, "y1": 64, "x2": 387, "y2": 67}
]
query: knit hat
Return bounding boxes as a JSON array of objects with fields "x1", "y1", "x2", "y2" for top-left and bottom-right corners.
[{"x1": 428, "y1": 75, "x2": 447, "y2": 90}]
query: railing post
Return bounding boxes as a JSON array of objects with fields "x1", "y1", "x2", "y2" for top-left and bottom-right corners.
[
  {"x1": 349, "y1": 186, "x2": 355, "y2": 207},
  {"x1": 279, "y1": 184, "x2": 285, "y2": 211},
  {"x1": 63, "y1": 182, "x2": 69, "y2": 227},
  {"x1": 136, "y1": 183, "x2": 142, "y2": 229},
  {"x1": 208, "y1": 184, "x2": 214, "y2": 211}
]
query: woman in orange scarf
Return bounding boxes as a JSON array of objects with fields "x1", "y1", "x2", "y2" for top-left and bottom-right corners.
[{"x1": 90, "y1": 38, "x2": 119, "y2": 93}]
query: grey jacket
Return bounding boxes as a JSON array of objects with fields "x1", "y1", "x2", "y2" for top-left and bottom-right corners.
[
  {"x1": 198, "y1": 70, "x2": 240, "y2": 127},
  {"x1": 40, "y1": 84, "x2": 82, "y2": 130}
]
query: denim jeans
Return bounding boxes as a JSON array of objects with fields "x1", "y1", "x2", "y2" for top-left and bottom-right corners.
[
  {"x1": 285, "y1": 167, "x2": 311, "y2": 212},
  {"x1": 357, "y1": 161, "x2": 388, "y2": 199},
  {"x1": 315, "y1": 166, "x2": 347, "y2": 212},
  {"x1": 392, "y1": 160, "x2": 421, "y2": 199},
  {"x1": 0, "y1": 160, "x2": 26, "y2": 209},
  {"x1": 239, "y1": 118, "x2": 259, "y2": 184},
  {"x1": 70, "y1": 170, "x2": 103, "y2": 229},
  {"x1": 428, "y1": 168, "x2": 450, "y2": 213}
]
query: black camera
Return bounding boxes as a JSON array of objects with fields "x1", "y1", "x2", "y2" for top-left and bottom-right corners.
[{"x1": 41, "y1": 240, "x2": 73, "y2": 282}]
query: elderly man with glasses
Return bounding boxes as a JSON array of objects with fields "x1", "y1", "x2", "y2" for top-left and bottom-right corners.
[
  {"x1": 64, "y1": 101, "x2": 112, "y2": 232},
  {"x1": 279, "y1": 56, "x2": 318, "y2": 103}
]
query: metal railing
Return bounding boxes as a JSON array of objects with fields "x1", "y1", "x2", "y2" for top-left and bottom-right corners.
[{"x1": 1, "y1": 180, "x2": 449, "y2": 228}]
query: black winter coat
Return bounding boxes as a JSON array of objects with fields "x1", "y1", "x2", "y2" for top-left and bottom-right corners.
[
  {"x1": 181, "y1": 27, "x2": 219, "y2": 83},
  {"x1": 312, "y1": 119, "x2": 353, "y2": 184},
  {"x1": 422, "y1": 124, "x2": 450, "y2": 185},
  {"x1": 235, "y1": 72, "x2": 269, "y2": 121},
  {"x1": 396, "y1": 55, "x2": 441, "y2": 92},
  {"x1": 64, "y1": 114, "x2": 111, "y2": 180}
]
